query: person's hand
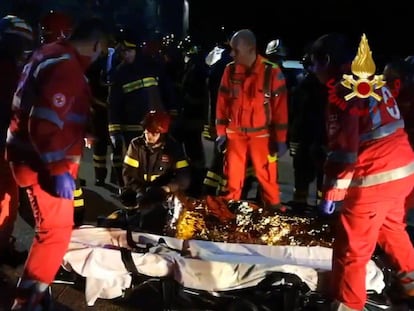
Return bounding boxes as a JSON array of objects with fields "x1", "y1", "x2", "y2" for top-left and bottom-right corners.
[
  {"x1": 277, "y1": 142, "x2": 288, "y2": 158},
  {"x1": 52, "y1": 172, "x2": 75, "y2": 199},
  {"x1": 318, "y1": 199, "x2": 336, "y2": 215},
  {"x1": 215, "y1": 135, "x2": 227, "y2": 153},
  {"x1": 84, "y1": 136, "x2": 95, "y2": 149}
]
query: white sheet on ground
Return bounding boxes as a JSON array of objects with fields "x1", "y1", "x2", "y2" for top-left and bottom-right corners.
[{"x1": 62, "y1": 226, "x2": 385, "y2": 306}]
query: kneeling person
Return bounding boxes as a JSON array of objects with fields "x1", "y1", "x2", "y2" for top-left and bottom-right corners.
[{"x1": 120, "y1": 110, "x2": 191, "y2": 233}]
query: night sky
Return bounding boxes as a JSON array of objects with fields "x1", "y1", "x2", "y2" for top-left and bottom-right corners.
[{"x1": 188, "y1": 0, "x2": 412, "y2": 64}]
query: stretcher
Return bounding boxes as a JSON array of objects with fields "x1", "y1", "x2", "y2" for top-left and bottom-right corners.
[{"x1": 62, "y1": 226, "x2": 390, "y2": 310}]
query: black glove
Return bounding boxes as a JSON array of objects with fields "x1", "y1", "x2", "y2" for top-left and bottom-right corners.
[{"x1": 119, "y1": 188, "x2": 138, "y2": 207}]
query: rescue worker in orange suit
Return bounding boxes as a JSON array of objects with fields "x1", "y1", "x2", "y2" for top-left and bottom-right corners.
[
  {"x1": 108, "y1": 29, "x2": 176, "y2": 191},
  {"x1": 215, "y1": 29, "x2": 288, "y2": 212},
  {"x1": 39, "y1": 10, "x2": 86, "y2": 226},
  {"x1": 6, "y1": 18, "x2": 108, "y2": 309},
  {"x1": 0, "y1": 15, "x2": 33, "y2": 266},
  {"x1": 313, "y1": 33, "x2": 414, "y2": 310},
  {"x1": 383, "y1": 59, "x2": 414, "y2": 213},
  {"x1": 119, "y1": 110, "x2": 190, "y2": 234}
]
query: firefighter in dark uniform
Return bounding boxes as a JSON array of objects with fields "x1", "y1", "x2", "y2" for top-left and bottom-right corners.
[
  {"x1": 108, "y1": 30, "x2": 176, "y2": 191},
  {"x1": 288, "y1": 53, "x2": 327, "y2": 208},
  {"x1": 86, "y1": 45, "x2": 118, "y2": 186},
  {"x1": 202, "y1": 40, "x2": 232, "y2": 195},
  {"x1": 179, "y1": 44, "x2": 209, "y2": 196},
  {"x1": 119, "y1": 110, "x2": 190, "y2": 234}
]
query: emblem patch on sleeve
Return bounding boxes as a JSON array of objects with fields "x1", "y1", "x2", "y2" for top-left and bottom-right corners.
[{"x1": 53, "y1": 93, "x2": 66, "y2": 107}]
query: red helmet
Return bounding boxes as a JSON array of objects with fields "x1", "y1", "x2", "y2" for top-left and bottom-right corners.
[
  {"x1": 142, "y1": 110, "x2": 171, "y2": 134},
  {"x1": 39, "y1": 11, "x2": 73, "y2": 44}
]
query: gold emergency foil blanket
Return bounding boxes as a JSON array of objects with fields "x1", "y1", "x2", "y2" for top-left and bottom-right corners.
[{"x1": 166, "y1": 196, "x2": 335, "y2": 247}]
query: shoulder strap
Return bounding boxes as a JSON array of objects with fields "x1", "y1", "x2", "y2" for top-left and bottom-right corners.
[{"x1": 263, "y1": 63, "x2": 273, "y2": 126}]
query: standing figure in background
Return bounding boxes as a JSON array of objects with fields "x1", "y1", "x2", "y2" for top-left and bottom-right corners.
[
  {"x1": 108, "y1": 29, "x2": 176, "y2": 192},
  {"x1": 215, "y1": 29, "x2": 288, "y2": 212},
  {"x1": 6, "y1": 18, "x2": 107, "y2": 310},
  {"x1": 0, "y1": 15, "x2": 33, "y2": 266},
  {"x1": 288, "y1": 52, "x2": 327, "y2": 209},
  {"x1": 179, "y1": 45, "x2": 209, "y2": 196},
  {"x1": 86, "y1": 45, "x2": 117, "y2": 187}
]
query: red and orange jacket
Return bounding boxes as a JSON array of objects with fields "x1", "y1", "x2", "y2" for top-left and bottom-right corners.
[
  {"x1": 6, "y1": 40, "x2": 92, "y2": 176},
  {"x1": 323, "y1": 78, "x2": 414, "y2": 201},
  {"x1": 215, "y1": 55, "x2": 288, "y2": 142}
]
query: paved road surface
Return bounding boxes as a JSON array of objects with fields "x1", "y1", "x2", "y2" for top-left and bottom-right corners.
[{"x1": 0, "y1": 139, "x2": 315, "y2": 311}]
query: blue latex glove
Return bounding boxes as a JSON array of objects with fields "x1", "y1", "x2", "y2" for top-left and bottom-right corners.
[
  {"x1": 215, "y1": 135, "x2": 227, "y2": 153},
  {"x1": 53, "y1": 172, "x2": 76, "y2": 200},
  {"x1": 277, "y1": 142, "x2": 288, "y2": 158},
  {"x1": 318, "y1": 199, "x2": 336, "y2": 215}
]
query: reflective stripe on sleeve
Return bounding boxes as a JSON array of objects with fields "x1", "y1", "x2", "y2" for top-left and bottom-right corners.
[
  {"x1": 30, "y1": 107, "x2": 64, "y2": 129},
  {"x1": 124, "y1": 155, "x2": 139, "y2": 168},
  {"x1": 360, "y1": 119, "x2": 404, "y2": 143},
  {"x1": 122, "y1": 77, "x2": 158, "y2": 93},
  {"x1": 176, "y1": 160, "x2": 189, "y2": 169}
]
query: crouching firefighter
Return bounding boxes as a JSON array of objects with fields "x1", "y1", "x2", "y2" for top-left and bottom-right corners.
[{"x1": 102, "y1": 110, "x2": 191, "y2": 234}]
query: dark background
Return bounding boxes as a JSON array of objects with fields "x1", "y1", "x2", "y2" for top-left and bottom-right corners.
[
  {"x1": 188, "y1": 0, "x2": 413, "y2": 64},
  {"x1": 0, "y1": 0, "x2": 412, "y2": 65}
]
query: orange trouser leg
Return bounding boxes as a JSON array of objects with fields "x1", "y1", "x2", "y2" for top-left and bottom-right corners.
[
  {"x1": 23, "y1": 182, "x2": 74, "y2": 284},
  {"x1": 332, "y1": 177, "x2": 414, "y2": 310},
  {"x1": 224, "y1": 133, "x2": 249, "y2": 201},
  {"x1": 248, "y1": 134, "x2": 279, "y2": 205},
  {"x1": 0, "y1": 157, "x2": 19, "y2": 250}
]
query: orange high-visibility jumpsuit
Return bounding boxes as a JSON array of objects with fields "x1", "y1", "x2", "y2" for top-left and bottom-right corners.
[
  {"x1": 215, "y1": 55, "x2": 288, "y2": 206},
  {"x1": 324, "y1": 79, "x2": 414, "y2": 310}
]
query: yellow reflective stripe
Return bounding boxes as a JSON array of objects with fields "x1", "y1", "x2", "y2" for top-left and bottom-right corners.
[
  {"x1": 122, "y1": 77, "x2": 158, "y2": 93},
  {"x1": 109, "y1": 124, "x2": 121, "y2": 132},
  {"x1": 74, "y1": 188, "x2": 83, "y2": 197},
  {"x1": 203, "y1": 178, "x2": 219, "y2": 187},
  {"x1": 122, "y1": 124, "x2": 143, "y2": 131},
  {"x1": 206, "y1": 171, "x2": 221, "y2": 181},
  {"x1": 124, "y1": 155, "x2": 139, "y2": 167},
  {"x1": 93, "y1": 163, "x2": 107, "y2": 168},
  {"x1": 267, "y1": 154, "x2": 277, "y2": 163},
  {"x1": 144, "y1": 174, "x2": 159, "y2": 181},
  {"x1": 74, "y1": 199, "x2": 84, "y2": 207},
  {"x1": 93, "y1": 155, "x2": 107, "y2": 160},
  {"x1": 176, "y1": 160, "x2": 189, "y2": 169}
]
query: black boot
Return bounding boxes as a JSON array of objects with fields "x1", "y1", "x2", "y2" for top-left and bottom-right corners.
[{"x1": 11, "y1": 279, "x2": 53, "y2": 311}]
